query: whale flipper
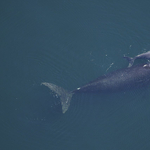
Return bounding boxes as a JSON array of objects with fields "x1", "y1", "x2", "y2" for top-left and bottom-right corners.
[
  {"x1": 123, "y1": 56, "x2": 135, "y2": 67},
  {"x1": 41, "y1": 82, "x2": 73, "y2": 113}
]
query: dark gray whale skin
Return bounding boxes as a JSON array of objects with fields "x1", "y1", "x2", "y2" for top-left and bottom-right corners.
[
  {"x1": 42, "y1": 63, "x2": 150, "y2": 113},
  {"x1": 73, "y1": 63, "x2": 150, "y2": 93}
]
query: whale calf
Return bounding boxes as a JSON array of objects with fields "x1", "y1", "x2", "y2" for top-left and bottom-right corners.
[
  {"x1": 42, "y1": 63, "x2": 150, "y2": 113},
  {"x1": 123, "y1": 51, "x2": 150, "y2": 67}
]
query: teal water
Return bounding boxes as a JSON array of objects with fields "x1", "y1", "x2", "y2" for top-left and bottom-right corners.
[{"x1": 1, "y1": 0, "x2": 150, "y2": 150}]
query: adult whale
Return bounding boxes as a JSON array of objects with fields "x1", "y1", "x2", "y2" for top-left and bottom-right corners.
[{"x1": 42, "y1": 63, "x2": 150, "y2": 113}]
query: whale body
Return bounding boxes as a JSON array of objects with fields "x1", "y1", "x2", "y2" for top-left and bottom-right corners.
[{"x1": 42, "y1": 63, "x2": 150, "y2": 113}]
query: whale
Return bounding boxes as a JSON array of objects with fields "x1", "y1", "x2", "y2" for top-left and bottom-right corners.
[
  {"x1": 123, "y1": 51, "x2": 150, "y2": 67},
  {"x1": 41, "y1": 63, "x2": 150, "y2": 113}
]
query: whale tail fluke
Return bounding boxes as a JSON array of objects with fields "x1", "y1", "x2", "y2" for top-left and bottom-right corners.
[
  {"x1": 123, "y1": 56, "x2": 135, "y2": 67},
  {"x1": 41, "y1": 82, "x2": 73, "y2": 113}
]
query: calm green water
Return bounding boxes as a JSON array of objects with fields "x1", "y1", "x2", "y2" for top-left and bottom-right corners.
[{"x1": 1, "y1": 0, "x2": 150, "y2": 150}]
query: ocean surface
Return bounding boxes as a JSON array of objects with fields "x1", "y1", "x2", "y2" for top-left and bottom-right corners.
[{"x1": 1, "y1": 0, "x2": 150, "y2": 150}]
